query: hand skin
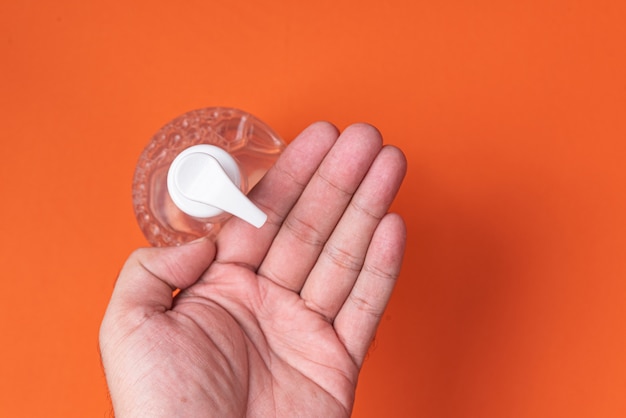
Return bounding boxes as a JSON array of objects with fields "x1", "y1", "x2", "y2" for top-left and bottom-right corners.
[{"x1": 99, "y1": 122, "x2": 407, "y2": 417}]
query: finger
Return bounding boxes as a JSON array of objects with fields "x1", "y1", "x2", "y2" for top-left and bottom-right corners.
[
  {"x1": 104, "y1": 238, "x2": 216, "y2": 320},
  {"x1": 257, "y1": 123, "x2": 383, "y2": 292},
  {"x1": 333, "y1": 213, "x2": 406, "y2": 368},
  {"x1": 300, "y1": 146, "x2": 407, "y2": 321},
  {"x1": 215, "y1": 121, "x2": 339, "y2": 268}
]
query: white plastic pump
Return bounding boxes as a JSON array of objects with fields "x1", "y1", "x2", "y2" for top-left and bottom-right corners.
[
  {"x1": 132, "y1": 107, "x2": 285, "y2": 247},
  {"x1": 167, "y1": 144, "x2": 267, "y2": 228}
]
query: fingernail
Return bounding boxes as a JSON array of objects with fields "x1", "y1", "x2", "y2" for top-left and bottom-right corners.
[{"x1": 189, "y1": 236, "x2": 209, "y2": 244}]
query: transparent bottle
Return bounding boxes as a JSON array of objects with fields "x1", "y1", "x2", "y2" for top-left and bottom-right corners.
[{"x1": 132, "y1": 107, "x2": 286, "y2": 247}]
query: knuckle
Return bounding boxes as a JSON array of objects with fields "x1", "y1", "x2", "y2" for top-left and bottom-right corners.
[
  {"x1": 284, "y1": 215, "x2": 325, "y2": 247},
  {"x1": 317, "y1": 169, "x2": 353, "y2": 196},
  {"x1": 348, "y1": 293, "x2": 382, "y2": 318},
  {"x1": 324, "y1": 243, "x2": 363, "y2": 273},
  {"x1": 363, "y1": 262, "x2": 397, "y2": 282}
]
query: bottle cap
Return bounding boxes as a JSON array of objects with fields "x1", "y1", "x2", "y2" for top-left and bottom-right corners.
[{"x1": 167, "y1": 144, "x2": 267, "y2": 228}]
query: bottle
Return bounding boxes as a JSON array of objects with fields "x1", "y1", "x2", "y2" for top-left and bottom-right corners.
[{"x1": 132, "y1": 107, "x2": 286, "y2": 247}]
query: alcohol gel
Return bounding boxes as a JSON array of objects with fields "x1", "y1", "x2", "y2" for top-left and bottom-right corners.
[{"x1": 132, "y1": 107, "x2": 286, "y2": 247}]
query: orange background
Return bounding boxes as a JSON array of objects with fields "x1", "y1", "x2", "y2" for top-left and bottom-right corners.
[{"x1": 1, "y1": 0, "x2": 625, "y2": 416}]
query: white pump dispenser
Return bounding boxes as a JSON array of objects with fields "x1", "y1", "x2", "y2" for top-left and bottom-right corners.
[
  {"x1": 132, "y1": 107, "x2": 285, "y2": 247},
  {"x1": 167, "y1": 144, "x2": 267, "y2": 228}
]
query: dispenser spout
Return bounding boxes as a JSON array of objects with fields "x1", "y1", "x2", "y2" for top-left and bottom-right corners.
[{"x1": 167, "y1": 145, "x2": 267, "y2": 228}]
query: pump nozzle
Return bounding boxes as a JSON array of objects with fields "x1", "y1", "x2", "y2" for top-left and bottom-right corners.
[{"x1": 167, "y1": 145, "x2": 267, "y2": 228}]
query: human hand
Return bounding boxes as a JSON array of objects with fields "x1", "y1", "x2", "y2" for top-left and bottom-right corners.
[{"x1": 99, "y1": 122, "x2": 407, "y2": 417}]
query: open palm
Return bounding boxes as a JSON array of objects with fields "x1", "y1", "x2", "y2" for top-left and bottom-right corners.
[{"x1": 100, "y1": 122, "x2": 407, "y2": 417}]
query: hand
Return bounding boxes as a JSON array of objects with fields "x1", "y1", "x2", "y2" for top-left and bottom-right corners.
[{"x1": 99, "y1": 122, "x2": 407, "y2": 417}]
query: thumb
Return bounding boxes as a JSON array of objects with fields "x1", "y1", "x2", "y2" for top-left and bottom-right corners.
[{"x1": 105, "y1": 237, "x2": 216, "y2": 319}]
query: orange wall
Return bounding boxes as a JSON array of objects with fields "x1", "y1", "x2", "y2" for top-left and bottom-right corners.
[{"x1": 1, "y1": 0, "x2": 625, "y2": 416}]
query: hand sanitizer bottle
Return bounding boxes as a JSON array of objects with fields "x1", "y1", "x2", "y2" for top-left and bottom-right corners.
[{"x1": 132, "y1": 107, "x2": 286, "y2": 247}]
